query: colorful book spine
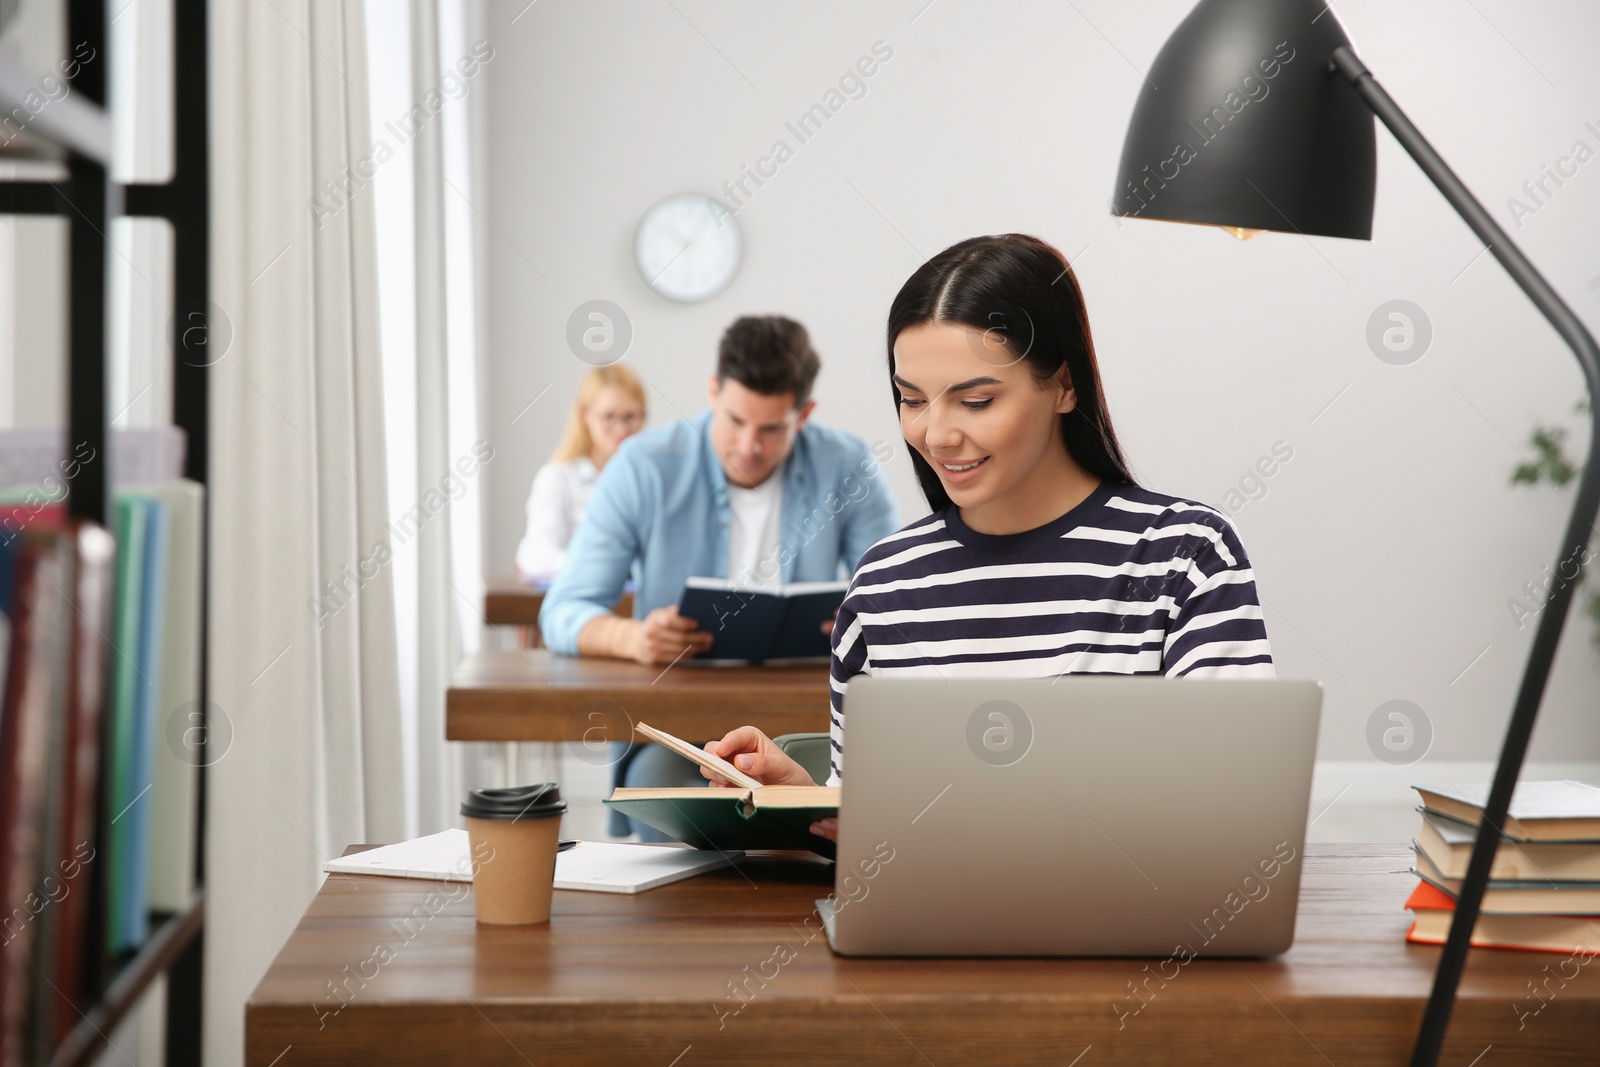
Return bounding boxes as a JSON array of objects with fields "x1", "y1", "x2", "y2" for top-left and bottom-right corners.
[
  {"x1": 105, "y1": 495, "x2": 148, "y2": 955},
  {"x1": 48, "y1": 523, "x2": 114, "y2": 1046},
  {"x1": 120, "y1": 495, "x2": 168, "y2": 950},
  {"x1": 0, "y1": 530, "x2": 73, "y2": 1065}
]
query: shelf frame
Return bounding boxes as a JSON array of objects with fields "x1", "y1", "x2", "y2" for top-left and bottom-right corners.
[
  {"x1": 46, "y1": 894, "x2": 205, "y2": 1067},
  {"x1": 1, "y1": 2, "x2": 210, "y2": 1064}
]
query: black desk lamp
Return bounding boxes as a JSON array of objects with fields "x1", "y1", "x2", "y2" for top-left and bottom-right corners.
[{"x1": 1111, "y1": 1, "x2": 1600, "y2": 1064}]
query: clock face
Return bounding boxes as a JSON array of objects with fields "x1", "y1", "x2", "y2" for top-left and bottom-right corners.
[{"x1": 634, "y1": 193, "x2": 742, "y2": 303}]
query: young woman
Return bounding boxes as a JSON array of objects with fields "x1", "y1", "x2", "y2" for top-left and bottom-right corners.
[
  {"x1": 703, "y1": 234, "x2": 1275, "y2": 838},
  {"x1": 514, "y1": 365, "x2": 647, "y2": 580}
]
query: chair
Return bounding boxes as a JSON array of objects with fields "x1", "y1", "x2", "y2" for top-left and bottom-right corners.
[{"x1": 771, "y1": 732, "x2": 831, "y2": 786}]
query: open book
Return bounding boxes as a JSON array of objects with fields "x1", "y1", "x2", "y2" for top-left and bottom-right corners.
[
  {"x1": 676, "y1": 577, "x2": 846, "y2": 663},
  {"x1": 611, "y1": 722, "x2": 839, "y2": 856}
]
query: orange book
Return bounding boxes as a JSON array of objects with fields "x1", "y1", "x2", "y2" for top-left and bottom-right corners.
[{"x1": 1404, "y1": 880, "x2": 1600, "y2": 955}]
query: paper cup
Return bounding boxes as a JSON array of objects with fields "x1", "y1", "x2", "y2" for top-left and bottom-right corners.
[{"x1": 461, "y1": 784, "x2": 566, "y2": 925}]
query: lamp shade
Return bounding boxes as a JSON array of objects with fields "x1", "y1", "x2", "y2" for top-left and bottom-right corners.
[{"x1": 1111, "y1": 0, "x2": 1376, "y2": 240}]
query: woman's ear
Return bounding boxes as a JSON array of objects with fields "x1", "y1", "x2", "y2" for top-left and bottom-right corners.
[{"x1": 1053, "y1": 366, "x2": 1078, "y2": 414}]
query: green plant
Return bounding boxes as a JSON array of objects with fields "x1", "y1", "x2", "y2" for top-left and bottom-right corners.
[{"x1": 1509, "y1": 397, "x2": 1600, "y2": 654}]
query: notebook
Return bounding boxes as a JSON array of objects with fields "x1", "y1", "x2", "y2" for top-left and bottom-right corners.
[{"x1": 323, "y1": 829, "x2": 742, "y2": 893}]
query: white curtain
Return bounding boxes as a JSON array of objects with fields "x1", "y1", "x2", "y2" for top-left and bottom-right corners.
[
  {"x1": 206, "y1": 0, "x2": 490, "y2": 1059},
  {"x1": 403, "y1": 0, "x2": 491, "y2": 838},
  {"x1": 367, "y1": 0, "x2": 491, "y2": 838},
  {"x1": 207, "y1": 1, "x2": 406, "y2": 1063}
]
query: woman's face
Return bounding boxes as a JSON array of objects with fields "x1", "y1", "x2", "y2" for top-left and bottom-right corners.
[
  {"x1": 583, "y1": 386, "x2": 645, "y2": 462},
  {"x1": 893, "y1": 322, "x2": 1076, "y2": 515}
]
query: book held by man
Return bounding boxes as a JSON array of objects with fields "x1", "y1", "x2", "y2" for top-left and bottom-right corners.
[{"x1": 676, "y1": 577, "x2": 847, "y2": 663}]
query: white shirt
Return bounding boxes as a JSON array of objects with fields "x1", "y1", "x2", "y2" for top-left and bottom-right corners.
[
  {"x1": 514, "y1": 457, "x2": 599, "y2": 579},
  {"x1": 725, "y1": 473, "x2": 784, "y2": 591}
]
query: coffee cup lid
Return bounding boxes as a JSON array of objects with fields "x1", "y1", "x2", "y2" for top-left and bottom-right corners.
[{"x1": 461, "y1": 783, "x2": 566, "y2": 821}]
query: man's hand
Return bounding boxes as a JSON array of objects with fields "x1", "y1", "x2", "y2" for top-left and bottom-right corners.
[
  {"x1": 703, "y1": 726, "x2": 817, "y2": 787},
  {"x1": 576, "y1": 607, "x2": 713, "y2": 664},
  {"x1": 819, "y1": 608, "x2": 838, "y2": 637},
  {"x1": 628, "y1": 606, "x2": 714, "y2": 665}
]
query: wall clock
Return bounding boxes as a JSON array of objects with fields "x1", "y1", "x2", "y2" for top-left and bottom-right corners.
[{"x1": 634, "y1": 192, "x2": 741, "y2": 303}]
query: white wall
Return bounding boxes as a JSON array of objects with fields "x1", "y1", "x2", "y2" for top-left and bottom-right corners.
[
  {"x1": 0, "y1": 0, "x2": 68, "y2": 430},
  {"x1": 107, "y1": 0, "x2": 176, "y2": 433},
  {"x1": 481, "y1": 0, "x2": 1600, "y2": 763},
  {"x1": 0, "y1": 0, "x2": 171, "y2": 434}
]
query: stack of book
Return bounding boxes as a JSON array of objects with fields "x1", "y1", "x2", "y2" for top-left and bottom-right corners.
[{"x1": 1406, "y1": 780, "x2": 1600, "y2": 953}]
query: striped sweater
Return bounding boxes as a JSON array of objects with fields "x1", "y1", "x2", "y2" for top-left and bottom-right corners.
[{"x1": 826, "y1": 481, "x2": 1275, "y2": 785}]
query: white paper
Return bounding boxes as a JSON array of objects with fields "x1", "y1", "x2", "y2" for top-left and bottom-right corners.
[{"x1": 322, "y1": 829, "x2": 742, "y2": 894}]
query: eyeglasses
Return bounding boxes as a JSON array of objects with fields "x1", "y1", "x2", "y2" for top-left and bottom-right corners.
[{"x1": 594, "y1": 412, "x2": 644, "y2": 429}]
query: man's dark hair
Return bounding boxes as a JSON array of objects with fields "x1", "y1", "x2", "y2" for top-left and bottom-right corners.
[{"x1": 716, "y1": 315, "x2": 821, "y2": 407}]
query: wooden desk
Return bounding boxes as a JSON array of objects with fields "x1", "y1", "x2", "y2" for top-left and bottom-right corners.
[
  {"x1": 483, "y1": 575, "x2": 632, "y2": 645},
  {"x1": 483, "y1": 574, "x2": 549, "y2": 627},
  {"x1": 247, "y1": 844, "x2": 1599, "y2": 1065},
  {"x1": 447, "y1": 648, "x2": 830, "y2": 742}
]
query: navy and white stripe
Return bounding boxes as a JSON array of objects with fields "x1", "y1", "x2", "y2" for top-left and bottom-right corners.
[{"x1": 826, "y1": 482, "x2": 1275, "y2": 785}]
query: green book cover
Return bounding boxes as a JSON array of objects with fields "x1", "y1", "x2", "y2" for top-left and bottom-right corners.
[
  {"x1": 106, "y1": 495, "x2": 148, "y2": 954},
  {"x1": 604, "y1": 786, "x2": 838, "y2": 858}
]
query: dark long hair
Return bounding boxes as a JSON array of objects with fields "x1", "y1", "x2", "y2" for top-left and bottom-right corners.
[{"x1": 886, "y1": 233, "x2": 1137, "y2": 511}]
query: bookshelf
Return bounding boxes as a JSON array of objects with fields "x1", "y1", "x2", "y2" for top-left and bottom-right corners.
[{"x1": 0, "y1": 1, "x2": 208, "y2": 1065}]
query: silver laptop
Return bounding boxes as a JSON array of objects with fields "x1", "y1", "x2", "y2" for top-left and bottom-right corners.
[{"x1": 821, "y1": 676, "x2": 1322, "y2": 957}]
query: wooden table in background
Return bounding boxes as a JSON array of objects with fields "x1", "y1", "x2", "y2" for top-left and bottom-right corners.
[
  {"x1": 447, "y1": 649, "x2": 829, "y2": 781},
  {"x1": 483, "y1": 575, "x2": 633, "y2": 647},
  {"x1": 246, "y1": 843, "x2": 1600, "y2": 1065}
]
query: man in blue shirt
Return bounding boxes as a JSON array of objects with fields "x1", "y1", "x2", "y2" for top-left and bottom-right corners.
[{"x1": 539, "y1": 315, "x2": 901, "y2": 834}]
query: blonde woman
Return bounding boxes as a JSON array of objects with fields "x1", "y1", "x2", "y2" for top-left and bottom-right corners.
[{"x1": 515, "y1": 366, "x2": 646, "y2": 581}]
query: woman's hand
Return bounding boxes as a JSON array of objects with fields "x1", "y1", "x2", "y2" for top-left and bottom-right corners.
[
  {"x1": 703, "y1": 726, "x2": 817, "y2": 787},
  {"x1": 705, "y1": 728, "x2": 836, "y2": 840}
]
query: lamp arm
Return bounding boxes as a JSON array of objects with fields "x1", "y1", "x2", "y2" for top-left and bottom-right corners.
[{"x1": 1331, "y1": 45, "x2": 1600, "y2": 1067}]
